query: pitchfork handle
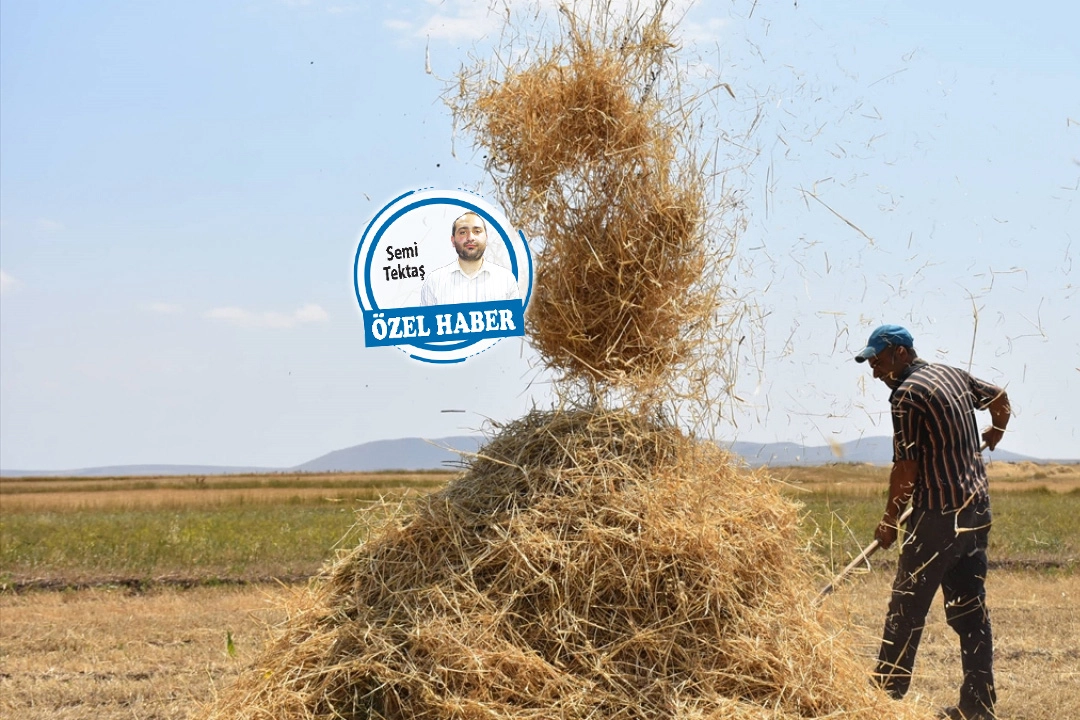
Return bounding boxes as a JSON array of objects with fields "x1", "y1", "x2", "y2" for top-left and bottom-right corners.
[{"x1": 814, "y1": 505, "x2": 914, "y2": 604}]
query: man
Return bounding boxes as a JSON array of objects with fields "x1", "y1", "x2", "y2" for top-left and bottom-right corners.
[
  {"x1": 420, "y1": 211, "x2": 521, "y2": 306},
  {"x1": 855, "y1": 324, "x2": 1011, "y2": 720}
]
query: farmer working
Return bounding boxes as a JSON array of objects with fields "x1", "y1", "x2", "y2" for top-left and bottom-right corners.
[
  {"x1": 421, "y1": 211, "x2": 520, "y2": 306},
  {"x1": 855, "y1": 324, "x2": 1011, "y2": 720}
]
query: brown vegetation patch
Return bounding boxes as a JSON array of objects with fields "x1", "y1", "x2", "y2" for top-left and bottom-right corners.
[
  {"x1": 0, "y1": 586, "x2": 287, "y2": 720},
  {"x1": 0, "y1": 472, "x2": 453, "y2": 511},
  {"x1": 774, "y1": 462, "x2": 1080, "y2": 495},
  {"x1": 3, "y1": 575, "x2": 1073, "y2": 720},
  {"x1": 0, "y1": 487, "x2": 420, "y2": 512},
  {"x1": 827, "y1": 572, "x2": 1080, "y2": 720}
]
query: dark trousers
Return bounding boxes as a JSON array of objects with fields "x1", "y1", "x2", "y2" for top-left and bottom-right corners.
[{"x1": 874, "y1": 502, "x2": 996, "y2": 715}]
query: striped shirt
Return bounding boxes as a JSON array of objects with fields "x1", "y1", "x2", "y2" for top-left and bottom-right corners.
[
  {"x1": 890, "y1": 362, "x2": 1004, "y2": 509},
  {"x1": 420, "y1": 259, "x2": 521, "y2": 307}
]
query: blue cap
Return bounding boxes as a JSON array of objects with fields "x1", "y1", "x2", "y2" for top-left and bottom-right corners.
[{"x1": 855, "y1": 324, "x2": 914, "y2": 363}]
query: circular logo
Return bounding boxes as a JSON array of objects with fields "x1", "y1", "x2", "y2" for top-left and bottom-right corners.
[{"x1": 353, "y1": 188, "x2": 533, "y2": 364}]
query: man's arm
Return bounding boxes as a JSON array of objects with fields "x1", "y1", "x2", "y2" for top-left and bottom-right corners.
[
  {"x1": 881, "y1": 391, "x2": 919, "y2": 550},
  {"x1": 875, "y1": 460, "x2": 917, "y2": 549},
  {"x1": 981, "y1": 388, "x2": 1011, "y2": 451}
]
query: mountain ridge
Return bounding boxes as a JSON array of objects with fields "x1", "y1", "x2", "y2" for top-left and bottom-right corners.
[{"x1": 2, "y1": 435, "x2": 1061, "y2": 477}]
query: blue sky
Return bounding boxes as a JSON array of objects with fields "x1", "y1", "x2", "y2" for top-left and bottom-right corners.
[{"x1": 1, "y1": 0, "x2": 1077, "y2": 469}]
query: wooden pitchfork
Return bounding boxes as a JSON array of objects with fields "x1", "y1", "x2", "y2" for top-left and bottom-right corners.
[{"x1": 814, "y1": 505, "x2": 913, "y2": 605}]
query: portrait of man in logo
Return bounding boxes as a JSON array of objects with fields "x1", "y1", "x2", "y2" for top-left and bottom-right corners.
[
  {"x1": 421, "y1": 211, "x2": 521, "y2": 307},
  {"x1": 354, "y1": 189, "x2": 533, "y2": 364}
]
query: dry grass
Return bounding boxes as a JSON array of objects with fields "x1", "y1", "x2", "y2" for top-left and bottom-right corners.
[
  {"x1": 449, "y1": 2, "x2": 740, "y2": 408},
  {"x1": 985, "y1": 461, "x2": 1080, "y2": 490},
  {"x1": 0, "y1": 472, "x2": 451, "y2": 511},
  {"x1": 0, "y1": 486, "x2": 427, "y2": 512},
  {"x1": 0, "y1": 471, "x2": 450, "y2": 494},
  {"x1": 774, "y1": 461, "x2": 1080, "y2": 496},
  {"x1": 828, "y1": 571, "x2": 1080, "y2": 719},
  {"x1": 194, "y1": 408, "x2": 934, "y2": 720},
  {"x1": 0, "y1": 586, "x2": 288, "y2": 720}
]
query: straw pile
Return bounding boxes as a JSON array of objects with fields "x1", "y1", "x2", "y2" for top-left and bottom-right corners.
[
  {"x1": 197, "y1": 409, "x2": 930, "y2": 720},
  {"x1": 450, "y1": 6, "x2": 729, "y2": 400}
]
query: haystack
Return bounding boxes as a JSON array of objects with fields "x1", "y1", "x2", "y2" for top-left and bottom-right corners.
[{"x1": 198, "y1": 409, "x2": 929, "y2": 719}]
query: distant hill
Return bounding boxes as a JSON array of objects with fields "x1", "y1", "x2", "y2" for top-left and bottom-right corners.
[
  {"x1": 725, "y1": 437, "x2": 1039, "y2": 466},
  {"x1": 0, "y1": 436, "x2": 1057, "y2": 477},
  {"x1": 293, "y1": 436, "x2": 483, "y2": 473}
]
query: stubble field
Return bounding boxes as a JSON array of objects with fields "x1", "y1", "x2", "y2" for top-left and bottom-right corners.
[{"x1": 2, "y1": 462, "x2": 1077, "y2": 720}]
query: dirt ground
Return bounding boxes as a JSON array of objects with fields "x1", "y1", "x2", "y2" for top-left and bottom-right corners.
[
  {"x1": 0, "y1": 585, "x2": 288, "y2": 720},
  {"x1": 1, "y1": 571, "x2": 1076, "y2": 720},
  {"x1": 827, "y1": 571, "x2": 1080, "y2": 720}
]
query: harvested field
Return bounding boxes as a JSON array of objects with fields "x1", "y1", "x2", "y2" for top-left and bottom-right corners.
[
  {"x1": 0, "y1": 485, "x2": 423, "y2": 512},
  {"x1": 2, "y1": 462, "x2": 1075, "y2": 717},
  {"x1": 775, "y1": 461, "x2": 1080, "y2": 496},
  {"x1": 0, "y1": 472, "x2": 450, "y2": 507},
  {"x1": 830, "y1": 571, "x2": 1080, "y2": 719},
  {"x1": 0, "y1": 586, "x2": 286, "y2": 720},
  {"x1": 2, "y1": 573, "x2": 1076, "y2": 720},
  {"x1": 4, "y1": 466, "x2": 1074, "y2": 589}
]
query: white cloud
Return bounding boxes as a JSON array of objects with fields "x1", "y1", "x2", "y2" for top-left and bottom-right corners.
[
  {"x1": 0, "y1": 269, "x2": 18, "y2": 294},
  {"x1": 388, "y1": 0, "x2": 716, "y2": 46},
  {"x1": 680, "y1": 16, "x2": 731, "y2": 44},
  {"x1": 37, "y1": 218, "x2": 64, "y2": 232},
  {"x1": 204, "y1": 303, "x2": 330, "y2": 329},
  {"x1": 279, "y1": 0, "x2": 369, "y2": 13},
  {"x1": 293, "y1": 303, "x2": 330, "y2": 323},
  {"x1": 145, "y1": 302, "x2": 184, "y2": 315},
  {"x1": 384, "y1": 18, "x2": 413, "y2": 33},
  {"x1": 385, "y1": 0, "x2": 504, "y2": 41},
  {"x1": 423, "y1": 6, "x2": 500, "y2": 40}
]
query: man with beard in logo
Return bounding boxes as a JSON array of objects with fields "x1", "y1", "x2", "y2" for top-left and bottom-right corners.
[{"x1": 420, "y1": 211, "x2": 521, "y2": 306}]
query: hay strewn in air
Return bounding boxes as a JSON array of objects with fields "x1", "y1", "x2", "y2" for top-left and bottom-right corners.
[
  {"x1": 450, "y1": 7, "x2": 733, "y2": 402},
  {"x1": 197, "y1": 410, "x2": 931, "y2": 720}
]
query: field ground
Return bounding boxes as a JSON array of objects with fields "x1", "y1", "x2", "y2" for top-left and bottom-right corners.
[
  {"x1": 2, "y1": 573, "x2": 1076, "y2": 720},
  {"x1": 775, "y1": 460, "x2": 1080, "y2": 495},
  {"x1": 1, "y1": 463, "x2": 1077, "y2": 719}
]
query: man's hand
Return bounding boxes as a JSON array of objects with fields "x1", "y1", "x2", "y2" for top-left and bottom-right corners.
[
  {"x1": 875, "y1": 517, "x2": 899, "y2": 550},
  {"x1": 984, "y1": 388, "x2": 1010, "y2": 452},
  {"x1": 982, "y1": 426, "x2": 1004, "y2": 452}
]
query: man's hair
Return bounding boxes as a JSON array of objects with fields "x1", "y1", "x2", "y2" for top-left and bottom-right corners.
[
  {"x1": 451, "y1": 212, "x2": 487, "y2": 235},
  {"x1": 898, "y1": 345, "x2": 919, "y2": 360}
]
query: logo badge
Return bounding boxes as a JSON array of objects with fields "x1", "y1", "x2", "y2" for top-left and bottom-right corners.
[{"x1": 353, "y1": 188, "x2": 533, "y2": 364}]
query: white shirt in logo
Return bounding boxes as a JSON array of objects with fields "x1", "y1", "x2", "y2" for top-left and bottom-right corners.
[{"x1": 420, "y1": 259, "x2": 521, "y2": 306}]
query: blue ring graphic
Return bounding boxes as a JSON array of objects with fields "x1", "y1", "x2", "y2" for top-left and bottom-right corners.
[
  {"x1": 518, "y1": 229, "x2": 534, "y2": 308},
  {"x1": 353, "y1": 188, "x2": 416, "y2": 316},
  {"x1": 408, "y1": 353, "x2": 467, "y2": 364}
]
